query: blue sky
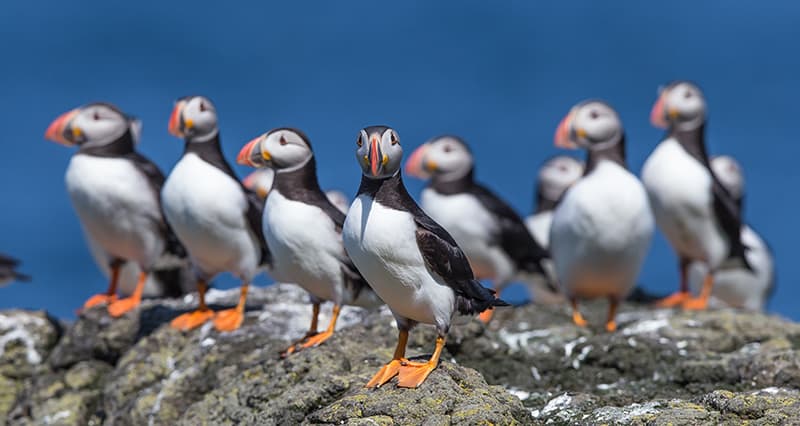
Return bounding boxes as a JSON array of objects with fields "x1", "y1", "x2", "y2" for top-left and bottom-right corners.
[{"x1": 1, "y1": 1, "x2": 797, "y2": 319}]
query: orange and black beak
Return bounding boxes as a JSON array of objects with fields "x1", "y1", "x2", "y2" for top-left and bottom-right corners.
[
  {"x1": 243, "y1": 171, "x2": 270, "y2": 199},
  {"x1": 44, "y1": 108, "x2": 81, "y2": 146},
  {"x1": 368, "y1": 133, "x2": 384, "y2": 177},
  {"x1": 650, "y1": 90, "x2": 672, "y2": 129},
  {"x1": 404, "y1": 143, "x2": 434, "y2": 179},
  {"x1": 168, "y1": 99, "x2": 188, "y2": 137},
  {"x1": 554, "y1": 110, "x2": 580, "y2": 150},
  {"x1": 237, "y1": 135, "x2": 269, "y2": 167}
]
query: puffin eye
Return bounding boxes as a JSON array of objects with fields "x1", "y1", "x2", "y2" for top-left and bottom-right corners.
[
  {"x1": 589, "y1": 110, "x2": 599, "y2": 119},
  {"x1": 93, "y1": 112, "x2": 100, "y2": 121},
  {"x1": 356, "y1": 136, "x2": 363, "y2": 147},
  {"x1": 390, "y1": 132, "x2": 398, "y2": 145},
  {"x1": 279, "y1": 136, "x2": 288, "y2": 146},
  {"x1": 684, "y1": 91, "x2": 692, "y2": 99},
  {"x1": 199, "y1": 102, "x2": 207, "y2": 112},
  {"x1": 443, "y1": 144, "x2": 452, "y2": 153}
]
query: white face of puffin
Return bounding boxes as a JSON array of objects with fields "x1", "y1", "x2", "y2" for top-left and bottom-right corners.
[
  {"x1": 650, "y1": 81, "x2": 707, "y2": 131},
  {"x1": 554, "y1": 100, "x2": 623, "y2": 151},
  {"x1": 44, "y1": 103, "x2": 133, "y2": 148},
  {"x1": 168, "y1": 95, "x2": 218, "y2": 142},
  {"x1": 404, "y1": 135, "x2": 473, "y2": 182},
  {"x1": 711, "y1": 155, "x2": 744, "y2": 200},
  {"x1": 237, "y1": 128, "x2": 313, "y2": 172},
  {"x1": 537, "y1": 155, "x2": 584, "y2": 201},
  {"x1": 242, "y1": 169, "x2": 275, "y2": 199},
  {"x1": 355, "y1": 126, "x2": 403, "y2": 179}
]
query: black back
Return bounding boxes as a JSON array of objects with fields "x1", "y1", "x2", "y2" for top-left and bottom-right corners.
[
  {"x1": 357, "y1": 173, "x2": 508, "y2": 315},
  {"x1": 184, "y1": 133, "x2": 271, "y2": 266},
  {"x1": 0, "y1": 254, "x2": 30, "y2": 282},
  {"x1": 429, "y1": 169, "x2": 549, "y2": 275}
]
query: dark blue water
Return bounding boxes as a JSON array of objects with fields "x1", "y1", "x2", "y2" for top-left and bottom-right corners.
[{"x1": 1, "y1": 1, "x2": 797, "y2": 319}]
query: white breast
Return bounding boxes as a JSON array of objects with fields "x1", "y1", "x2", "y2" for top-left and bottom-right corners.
[
  {"x1": 343, "y1": 194, "x2": 455, "y2": 331},
  {"x1": 550, "y1": 161, "x2": 653, "y2": 299},
  {"x1": 161, "y1": 153, "x2": 260, "y2": 280},
  {"x1": 420, "y1": 189, "x2": 513, "y2": 284},
  {"x1": 642, "y1": 138, "x2": 728, "y2": 267},
  {"x1": 688, "y1": 225, "x2": 774, "y2": 310},
  {"x1": 65, "y1": 154, "x2": 165, "y2": 269},
  {"x1": 525, "y1": 211, "x2": 553, "y2": 248},
  {"x1": 263, "y1": 190, "x2": 346, "y2": 303}
]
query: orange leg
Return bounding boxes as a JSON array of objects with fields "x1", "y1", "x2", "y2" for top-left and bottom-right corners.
[
  {"x1": 366, "y1": 329, "x2": 410, "y2": 388},
  {"x1": 171, "y1": 280, "x2": 215, "y2": 330},
  {"x1": 682, "y1": 273, "x2": 712, "y2": 310},
  {"x1": 213, "y1": 283, "x2": 248, "y2": 332},
  {"x1": 396, "y1": 336, "x2": 445, "y2": 388},
  {"x1": 606, "y1": 298, "x2": 619, "y2": 332},
  {"x1": 655, "y1": 258, "x2": 691, "y2": 308},
  {"x1": 82, "y1": 262, "x2": 121, "y2": 309},
  {"x1": 478, "y1": 282, "x2": 500, "y2": 323},
  {"x1": 571, "y1": 298, "x2": 588, "y2": 327},
  {"x1": 282, "y1": 303, "x2": 321, "y2": 357},
  {"x1": 108, "y1": 271, "x2": 146, "y2": 317}
]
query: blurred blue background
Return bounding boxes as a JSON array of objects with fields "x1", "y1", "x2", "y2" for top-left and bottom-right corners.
[{"x1": 1, "y1": 1, "x2": 797, "y2": 319}]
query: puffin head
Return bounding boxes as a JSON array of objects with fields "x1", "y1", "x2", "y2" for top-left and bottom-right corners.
[
  {"x1": 650, "y1": 81, "x2": 706, "y2": 131},
  {"x1": 242, "y1": 169, "x2": 275, "y2": 199},
  {"x1": 237, "y1": 128, "x2": 313, "y2": 172},
  {"x1": 710, "y1": 155, "x2": 744, "y2": 201},
  {"x1": 537, "y1": 155, "x2": 584, "y2": 203},
  {"x1": 554, "y1": 100, "x2": 623, "y2": 151},
  {"x1": 168, "y1": 95, "x2": 218, "y2": 142},
  {"x1": 404, "y1": 135, "x2": 473, "y2": 182},
  {"x1": 356, "y1": 126, "x2": 403, "y2": 179},
  {"x1": 325, "y1": 190, "x2": 350, "y2": 214},
  {"x1": 45, "y1": 102, "x2": 137, "y2": 148}
]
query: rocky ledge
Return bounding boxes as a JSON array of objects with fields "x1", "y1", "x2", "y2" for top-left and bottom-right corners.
[{"x1": 0, "y1": 284, "x2": 798, "y2": 425}]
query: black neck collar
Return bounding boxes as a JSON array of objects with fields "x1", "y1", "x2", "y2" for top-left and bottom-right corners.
[
  {"x1": 584, "y1": 134, "x2": 627, "y2": 175},
  {"x1": 429, "y1": 168, "x2": 475, "y2": 194},
  {"x1": 670, "y1": 123, "x2": 710, "y2": 167},
  {"x1": 79, "y1": 129, "x2": 136, "y2": 157}
]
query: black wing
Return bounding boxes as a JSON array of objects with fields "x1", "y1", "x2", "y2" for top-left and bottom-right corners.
[
  {"x1": 710, "y1": 177, "x2": 751, "y2": 270},
  {"x1": 0, "y1": 254, "x2": 30, "y2": 282},
  {"x1": 243, "y1": 189, "x2": 271, "y2": 266},
  {"x1": 468, "y1": 184, "x2": 549, "y2": 274},
  {"x1": 413, "y1": 210, "x2": 508, "y2": 315}
]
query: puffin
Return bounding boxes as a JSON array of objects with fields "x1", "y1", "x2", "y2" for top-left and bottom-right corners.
[
  {"x1": 405, "y1": 135, "x2": 548, "y2": 321},
  {"x1": 243, "y1": 168, "x2": 350, "y2": 213},
  {"x1": 237, "y1": 128, "x2": 381, "y2": 355},
  {"x1": 45, "y1": 103, "x2": 188, "y2": 316},
  {"x1": 687, "y1": 155, "x2": 774, "y2": 310},
  {"x1": 0, "y1": 254, "x2": 30, "y2": 286},
  {"x1": 642, "y1": 81, "x2": 751, "y2": 310},
  {"x1": 162, "y1": 95, "x2": 270, "y2": 332},
  {"x1": 343, "y1": 126, "x2": 508, "y2": 388},
  {"x1": 524, "y1": 155, "x2": 584, "y2": 304},
  {"x1": 550, "y1": 100, "x2": 654, "y2": 331}
]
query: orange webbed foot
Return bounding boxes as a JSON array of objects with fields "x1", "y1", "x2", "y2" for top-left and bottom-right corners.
[
  {"x1": 108, "y1": 295, "x2": 142, "y2": 317},
  {"x1": 681, "y1": 296, "x2": 709, "y2": 311},
  {"x1": 299, "y1": 330, "x2": 334, "y2": 349},
  {"x1": 572, "y1": 310, "x2": 588, "y2": 328},
  {"x1": 82, "y1": 294, "x2": 117, "y2": 310},
  {"x1": 171, "y1": 309, "x2": 215, "y2": 331},
  {"x1": 365, "y1": 358, "x2": 408, "y2": 388},
  {"x1": 655, "y1": 291, "x2": 690, "y2": 308},
  {"x1": 478, "y1": 308, "x2": 494, "y2": 323},
  {"x1": 605, "y1": 320, "x2": 617, "y2": 332},
  {"x1": 397, "y1": 361, "x2": 438, "y2": 388},
  {"x1": 213, "y1": 308, "x2": 244, "y2": 332}
]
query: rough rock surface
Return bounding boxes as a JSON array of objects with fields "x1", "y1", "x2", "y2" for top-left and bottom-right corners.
[{"x1": 0, "y1": 284, "x2": 798, "y2": 425}]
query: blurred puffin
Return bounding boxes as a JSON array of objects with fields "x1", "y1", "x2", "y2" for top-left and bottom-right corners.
[
  {"x1": 243, "y1": 168, "x2": 350, "y2": 214},
  {"x1": 405, "y1": 135, "x2": 548, "y2": 321},
  {"x1": 687, "y1": 156, "x2": 774, "y2": 310},
  {"x1": 45, "y1": 103, "x2": 189, "y2": 316},
  {"x1": 238, "y1": 128, "x2": 381, "y2": 355},
  {"x1": 343, "y1": 126, "x2": 507, "y2": 388},
  {"x1": 551, "y1": 100, "x2": 654, "y2": 331},
  {"x1": 163, "y1": 96, "x2": 270, "y2": 332},
  {"x1": 642, "y1": 81, "x2": 751, "y2": 310},
  {"x1": 524, "y1": 156, "x2": 584, "y2": 304},
  {"x1": 0, "y1": 254, "x2": 30, "y2": 285}
]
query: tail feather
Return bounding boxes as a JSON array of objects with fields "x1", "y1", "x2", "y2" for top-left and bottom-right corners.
[{"x1": 455, "y1": 279, "x2": 509, "y2": 315}]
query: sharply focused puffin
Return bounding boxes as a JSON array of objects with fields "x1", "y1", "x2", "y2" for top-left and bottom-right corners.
[
  {"x1": 687, "y1": 156, "x2": 774, "y2": 310},
  {"x1": 0, "y1": 254, "x2": 30, "y2": 286},
  {"x1": 243, "y1": 168, "x2": 350, "y2": 214},
  {"x1": 238, "y1": 128, "x2": 381, "y2": 355},
  {"x1": 45, "y1": 103, "x2": 189, "y2": 316},
  {"x1": 162, "y1": 96, "x2": 270, "y2": 332},
  {"x1": 405, "y1": 135, "x2": 548, "y2": 321},
  {"x1": 524, "y1": 156, "x2": 584, "y2": 304},
  {"x1": 642, "y1": 81, "x2": 751, "y2": 310},
  {"x1": 551, "y1": 100, "x2": 654, "y2": 331},
  {"x1": 343, "y1": 126, "x2": 508, "y2": 388}
]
